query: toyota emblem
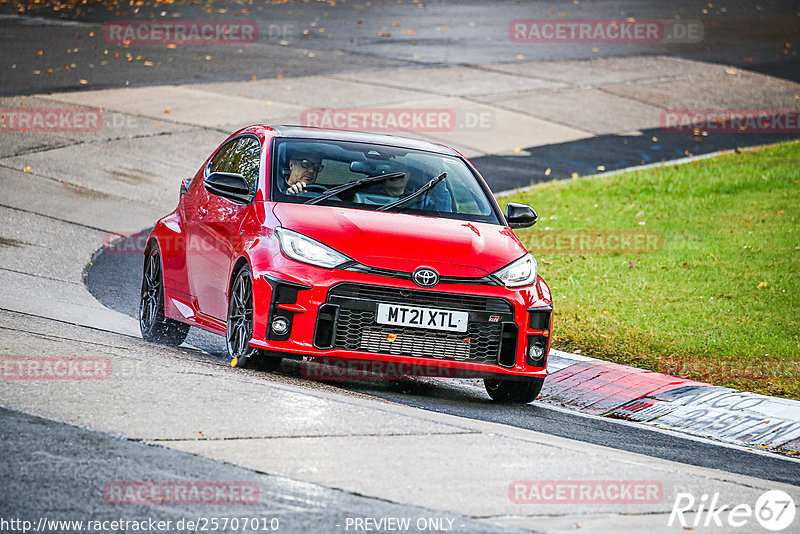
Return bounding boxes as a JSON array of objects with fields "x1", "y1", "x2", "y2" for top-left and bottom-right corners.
[{"x1": 412, "y1": 267, "x2": 439, "y2": 288}]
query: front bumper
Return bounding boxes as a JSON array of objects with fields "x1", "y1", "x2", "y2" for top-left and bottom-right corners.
[{"x1": 248, "y1": 263, "x2": 552, "y2": 378}]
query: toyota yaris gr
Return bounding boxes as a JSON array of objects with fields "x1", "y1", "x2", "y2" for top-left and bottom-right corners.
[{"x1": 140, "y1": 125, "x2": 553, "y2": 403}]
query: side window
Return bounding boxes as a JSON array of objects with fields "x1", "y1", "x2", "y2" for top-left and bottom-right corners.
[
  {"x1": 230, "y1": 137, "x2": 260, "y2": 194},
  {"x1": 208, "y1": 139, "x2": 238, "y2": 174},
  {"x1": 207, "y1": 136, "x2": 261, "y2": 195}
]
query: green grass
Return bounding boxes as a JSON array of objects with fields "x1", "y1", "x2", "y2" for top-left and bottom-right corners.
[{"x1": 500, "y1": 141, "x2": 800, "y2": 399}]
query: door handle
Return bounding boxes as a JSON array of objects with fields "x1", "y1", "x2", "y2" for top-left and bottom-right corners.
[{"x1": 198, "y1": 207, "x2": 208, "y2": 218}]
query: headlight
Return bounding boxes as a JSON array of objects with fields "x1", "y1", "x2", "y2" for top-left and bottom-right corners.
[
  {"x1": 493, "y1": 253, "x2": 537, "y2": 288},
  {"x1": 275, "y1": 227, "x2": 350, "y2": 269}
]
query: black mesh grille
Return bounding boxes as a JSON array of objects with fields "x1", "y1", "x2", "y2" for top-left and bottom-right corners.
[
  {"x1": 333, "y1": 309, "x2": 502, "y2": 364},
  {"x1": 325, "y1": 283, "x2": 513, "y2": 365}
]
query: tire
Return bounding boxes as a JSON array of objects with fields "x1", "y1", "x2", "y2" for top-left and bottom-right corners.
[
  {"x1": 484, "y1": 376, "x2": 545, "y2": 404},
  {"x1": 139, "y1": 245, "x2": 190, "y2": 346},
  {"x1": 226, "y1": 265, "x2": 282, "y2": 372}
]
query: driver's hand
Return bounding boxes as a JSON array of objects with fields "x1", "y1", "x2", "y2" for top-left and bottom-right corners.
[{"x1": 287, "y1": 180, "x2": 307, "y2": 195}]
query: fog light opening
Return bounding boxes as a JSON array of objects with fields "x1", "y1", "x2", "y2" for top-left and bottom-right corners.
[
  {"x1": 272, "y1": 316, "x2": 290, "y2": 336},
  {"x1": 528, "y1": 343, "x2": 545, "y2": 361}
]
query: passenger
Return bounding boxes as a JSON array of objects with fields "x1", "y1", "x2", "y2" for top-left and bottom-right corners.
[{"x1": 376, "y1": 172, "x2": 410, "y2": 197}]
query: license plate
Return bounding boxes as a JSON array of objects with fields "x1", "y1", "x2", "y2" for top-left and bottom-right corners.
[{"x1": 376, "y1": 303, "x2": 468, "y2": 333}]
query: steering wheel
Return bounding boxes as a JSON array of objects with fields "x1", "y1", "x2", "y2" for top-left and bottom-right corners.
[
  {"x1": 297, "y1": 183, "x2": 341, "y2": 202},
  {"x1": 302, "y1": 184, "x2": 329, "y2": 194}
]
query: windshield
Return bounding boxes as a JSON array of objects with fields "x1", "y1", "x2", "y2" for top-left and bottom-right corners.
[{"x1": 270, "y1": 138, "x2": 502, "y2": 224}]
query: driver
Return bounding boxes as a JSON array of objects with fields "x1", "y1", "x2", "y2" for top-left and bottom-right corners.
[{"x1": 285, "y1": 150, "x2": 324, "y2": 195}]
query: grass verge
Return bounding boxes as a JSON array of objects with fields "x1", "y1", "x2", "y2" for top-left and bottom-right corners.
[{"x1": 500, "y1": 141, "x2": 800, "y2": 399}]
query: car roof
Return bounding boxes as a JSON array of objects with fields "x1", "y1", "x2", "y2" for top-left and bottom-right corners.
[{"x1": 266, "y1": 125, "x2": 460, "y2": 157}]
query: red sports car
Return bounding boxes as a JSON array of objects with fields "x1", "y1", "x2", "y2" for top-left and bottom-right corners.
[{"x1": 140, "y1": 125, "x2": 552, "y2": 403}]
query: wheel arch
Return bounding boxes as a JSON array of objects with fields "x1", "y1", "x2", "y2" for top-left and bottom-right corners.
[{"x1": 228, "y1": 255, "x2": 251, "y2": 298}]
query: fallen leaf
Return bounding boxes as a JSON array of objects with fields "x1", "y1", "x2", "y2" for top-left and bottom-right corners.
[{"x1": 757, "y1": 281, "x2": 768, "y2": 289}]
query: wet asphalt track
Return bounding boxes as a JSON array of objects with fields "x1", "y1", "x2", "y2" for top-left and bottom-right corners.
[
  {"x1": 1, "y1": 0, "x2": 798, "y2": 98},
  {"x1": 0, "y1": 407, "x2": 523, "y2": 534}
]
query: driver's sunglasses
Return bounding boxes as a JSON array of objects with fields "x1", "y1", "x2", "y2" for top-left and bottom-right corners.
[{"x1": 296, "y1": 159, "x2": 323, "y2": 172}]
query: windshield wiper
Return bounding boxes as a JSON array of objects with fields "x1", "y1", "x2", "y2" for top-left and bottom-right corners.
[
  {"x1": 304, "y1": 172, "x2": 406, "y2": 205},
  {"x1": 377, "y1": 172, "x2": 446, "y2": 212}
]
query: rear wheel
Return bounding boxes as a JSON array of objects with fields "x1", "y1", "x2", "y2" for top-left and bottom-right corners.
[
  {"x1": 139, "y1": 246, "x2": 190, "y2": 346},
  {"x1": 226, "y1": 266, "x2": 282, "y2": 372},
  {"x1": 484, "y1": 376, "x2": 544, "y2": 404}
]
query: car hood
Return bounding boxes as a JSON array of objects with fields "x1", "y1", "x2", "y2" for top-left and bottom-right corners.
[{"x1": 272, "y1": 203, "x2": 527, "y2": 277}]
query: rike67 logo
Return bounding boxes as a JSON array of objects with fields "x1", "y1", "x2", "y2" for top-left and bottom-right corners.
[{"x1": 669, "y1": 490, "x2": 796, "y2": 531}]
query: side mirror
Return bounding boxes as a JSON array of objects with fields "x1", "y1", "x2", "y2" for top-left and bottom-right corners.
[
  {"x1": 180, "y1": 178, "x2": 191, "y2": 198},
  {"x1": 505, "y1": 203, "x2": 538, "y2": 229},
  {"x1": 203, "y1": 172, "x2": 253, "y2": 204}
]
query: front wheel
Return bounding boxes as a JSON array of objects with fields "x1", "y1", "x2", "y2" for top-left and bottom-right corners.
[
  {"x1": 484, "y1": 376, "x2": 544, "y2": 404},
  {"x1": 139, "y1": 246, "x2": 190, "y2": 346},
  {"x1": 226, "y1": 266, "x2": 282, "y2": 372}
]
